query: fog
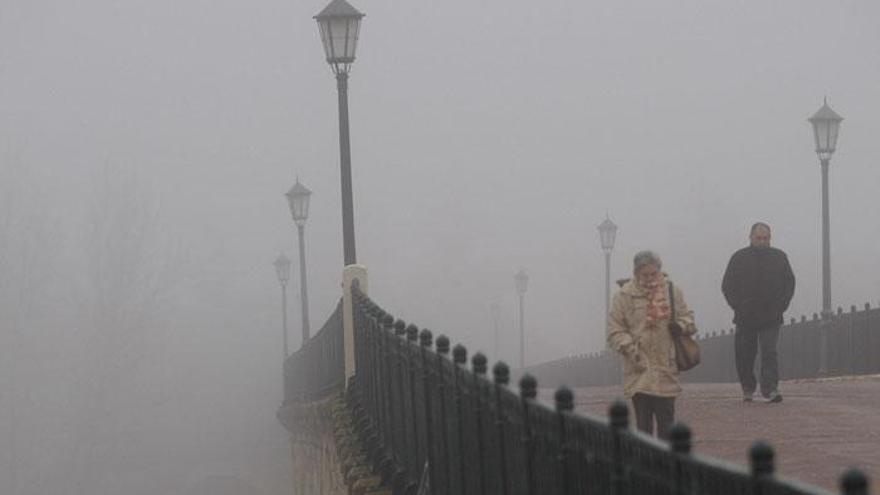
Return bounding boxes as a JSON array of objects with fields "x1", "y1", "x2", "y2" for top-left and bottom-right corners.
[{"x1": 2, "y1": 0, "x2": 879, "y2": 493}]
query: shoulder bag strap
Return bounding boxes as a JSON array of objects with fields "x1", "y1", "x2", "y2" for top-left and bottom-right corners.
[{"x1": 668, "y1": 281, "x2": 676, "y2": 322}]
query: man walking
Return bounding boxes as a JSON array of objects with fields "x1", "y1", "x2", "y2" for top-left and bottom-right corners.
[{"x1": 722, "y1": 222, "x2": 795, "y2": 403}]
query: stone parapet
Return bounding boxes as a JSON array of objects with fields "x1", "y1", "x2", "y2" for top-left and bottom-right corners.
[{"x1": 279, "y1": 387, "x2": 389, "y2": 495}]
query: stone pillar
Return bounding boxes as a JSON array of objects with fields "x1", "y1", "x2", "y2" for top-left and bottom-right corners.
[{"x1": 342, "y1": 265, "x2": 368, "y2": 390}]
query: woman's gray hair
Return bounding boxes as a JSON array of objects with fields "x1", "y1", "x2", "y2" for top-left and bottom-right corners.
[{"x1": 633, "y1": 250, "x2": 662, "y2": 271}]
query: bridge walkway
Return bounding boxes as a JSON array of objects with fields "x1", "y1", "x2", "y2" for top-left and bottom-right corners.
[{"x1": 566, "y1": 375, "x2": 880, "y2": 491}]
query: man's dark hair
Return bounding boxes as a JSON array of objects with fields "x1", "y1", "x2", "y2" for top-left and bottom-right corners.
[{"x1": 750, "y1": 222, "x2": 771, "y2": 235}]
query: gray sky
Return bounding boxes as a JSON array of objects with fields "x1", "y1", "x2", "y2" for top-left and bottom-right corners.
[
  {"x1": 4, "y1": 0, "x2": 880, "y2": 372},
  {"x1": 2, "y1": 0, "x2": 880, "y2": 491}
]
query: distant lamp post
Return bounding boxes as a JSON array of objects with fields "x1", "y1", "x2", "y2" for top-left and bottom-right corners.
[
  {"x1": 598, "y1": 216, "x2": 618, "y2": 349},
  {"x1": 273, "y1": 253, "x2": 292, "y2": 360},
  {"x1": 286, "y1": 179, "x2": 312, "y2": 344},
  {"x1": 515, "y1": 269, "x2": 529, "y2": 368},
  {"x1": 315, "y1": 0, "x2": 365, "y2": 267},
  {"x1": 808, "y1": 97, "x2": 843, "y2": 374}
]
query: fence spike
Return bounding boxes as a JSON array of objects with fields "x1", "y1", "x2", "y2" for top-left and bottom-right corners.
[
  {"x1": 436, "y1": 335, "x2": 450, "y2": 355},
  {"x1": 472, "y1": 352, "x2": 488, "y2": 375},
  {"x1": 405, "y1": 324, "x2": 418, "y2": 341},
  {"x1": 519, "y1": 374, "x2": 537, "y2": 399},
  {"x1": 393, "y1": 319, "x2": 407, "y2": 336},
  {"x1": 493, "y1": 361, "x2": 510, "y2": 385},
  {"x1": 866, "y1": 302, "x2": 871, "y2": 310},
  {"x1": 609, "y1": 400, "x2": 629, "y2": 430},
  {"x1": 419, "y1": 328, "x2": 433, "y2": 348},
  {"x1": 554, "y1": 386, "x2": 574, "y2": 412},
  {"x1": 852, "y1": 305, "x2": 858, "y2": 313},
  {"x1": 749, "y1": 441, "x2": 774, "y2": 478},
  {"x1": 453, "y1": 344, "x2": 467, "y2": 365},
  {"x1": 840, "y1": 468, "x2": 869, "y2": 495},
  {"x1": 382, "y1": 314, "x2": 394, "y2": 329},
  {"x1": 838, "y1": 307, "x2": 844, "y2": 315},
  {"x1": 670, "y1": 423, "x2": 691, "y2": 454}
]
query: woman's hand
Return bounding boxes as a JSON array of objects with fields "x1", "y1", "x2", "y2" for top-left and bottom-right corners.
[{"x1": 625, "y1": 347, "x2": 647, "y2": 373}]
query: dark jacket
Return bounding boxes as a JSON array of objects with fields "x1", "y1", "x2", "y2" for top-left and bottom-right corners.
[{"x1": 722, "y1": 246, "x2": 795, "y2": 328}]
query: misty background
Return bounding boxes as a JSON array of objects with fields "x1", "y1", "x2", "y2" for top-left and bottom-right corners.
[{"x1": 2, "y1": 0, "x2": 879, "y2": 493}]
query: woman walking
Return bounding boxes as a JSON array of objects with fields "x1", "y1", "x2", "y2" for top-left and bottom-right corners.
[{"x1": 607, "y1": 251, "x2": 696, "y2": 440}]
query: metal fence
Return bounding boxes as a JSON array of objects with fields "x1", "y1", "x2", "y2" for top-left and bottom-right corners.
[
  {"x1": 283, "y1": 299, "x2": 345, "y2": 403},
  {"x1": 348, "y1": 281, "x2": 870, "y2": 495},
  {"x1": 525, "y1": 304, "x2": 880, "y2": 389}
]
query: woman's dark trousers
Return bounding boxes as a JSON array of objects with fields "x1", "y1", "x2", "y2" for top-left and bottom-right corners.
[
  {"x1": 734, "y1": 325, "x2": 781, "y2": 397},
  {"x1": 631, "y1": 393, "x2": 675, "y2": 440}
]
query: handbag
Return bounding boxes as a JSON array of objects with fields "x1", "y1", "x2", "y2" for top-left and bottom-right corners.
[{"x1": 668, "y1": 281, "x2": 701, "y2": 371}]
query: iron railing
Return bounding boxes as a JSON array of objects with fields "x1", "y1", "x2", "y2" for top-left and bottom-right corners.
[
  {"x1": 525, "y1": 304, "x2": 880, "y2": 389},
  {"x1": 283, "y1": 299, "x2": 345, "y2": 403},
  {"x1": 348, "y1": 282, "x2": 869, "y2": 495}
]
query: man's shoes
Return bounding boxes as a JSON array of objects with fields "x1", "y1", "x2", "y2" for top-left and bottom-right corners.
[
  {"x1": 766, "y1": 391, "x2": 783, "y2": 403},
  {"x1": 743, "y1": 392, "x2": 754, "y2": 402}
]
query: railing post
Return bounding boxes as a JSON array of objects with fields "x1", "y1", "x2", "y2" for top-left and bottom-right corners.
[
  {"x1": 472, "y1": 353, "x2": 488, "y2": 495},
  {"x1": 840, "y1": 468, "x2": 869, "y2": 495},
  {"x1": 849, "y1": 305, "x2": 857, "y2": 375},
  {"x1": 392, "y1": 319, "x2": 409, "y2": 493},
  {"x1": 492, "y1": 362, "x2": 510, "y2": 495},
  {"x1": 420, "y1": 329, "x2": 436, "y2": 495},
  {"x1": 453, "y1": 345, "x2": 469, "y2": 494},
  {"x1": 867, "y1": 303, "x2": 876, "y2": 373},
  {"x1": 406, "y1": 324, "x2": 421, "y2": 494},
  {"x1": 609, "y1": 400, "x2": 629, "y2": 495},
  {"x1": 435, "y1": 335, "x2": 451, "y2": 495},
  {"x1": 376, "y1": 313, "x2": 395, "y2": 482},
  {"x1": 749, "y1": 441, "x2": 774, "y2": 495},
  {"x1": 342, "y1": 265, "x2": 368, "y2": 389},
  {"x1": 670, "y1": 423, "x2": 692, "y2": 495},
  {"x1": 519, "y1": 374, "x2": 538, "y2": 495},
  {"x1": 555, "y1": 386, "x2": 574, "y2": 495}
]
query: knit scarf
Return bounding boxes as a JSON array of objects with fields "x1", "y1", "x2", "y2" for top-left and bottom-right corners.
[{"x1": 640, "y1": 275, "x2": 670, "y2": 328}]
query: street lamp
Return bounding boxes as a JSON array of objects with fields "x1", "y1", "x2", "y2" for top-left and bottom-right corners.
[
  {"x1": 273, "y1": 253, "x2": 292, "y2": 360},
  {"x1": 808, "y1": 97, "x2": 843, "y2": 374},
  {"x1": 315, "y1": 0, "x2": 365, "y2": 267},
  {"x1": 598, "y1": 215, "x2": 618, "y2": 349},
  {"x1": 286, "y1": 179, "x2": 312, "y2": 343},
  {"x1": 514, "y1": 269, "x2": 529, "y2": 368}
]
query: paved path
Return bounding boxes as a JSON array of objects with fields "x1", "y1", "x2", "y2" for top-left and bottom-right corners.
[{"x1": 550, "y1": 375, "x2": 880, "y2": 492}]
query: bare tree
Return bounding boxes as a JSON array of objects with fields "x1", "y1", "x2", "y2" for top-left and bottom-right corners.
[
  {"x1": 0, "y1": 155, "x2": 62, "y2": 495},
  {"x1": 62, "y1": 165, "x2": 182, "y2": 494}
]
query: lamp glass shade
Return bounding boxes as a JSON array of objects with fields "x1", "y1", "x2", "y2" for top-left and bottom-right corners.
[
  {"x1": 808, "y1": 100, "x2": 843, "y2": 161},
  {"x1": 515, "y1": 270, "x2": 529, "y2": 295},
  {"x1": 286, "y1": 181, "x2": 312, "y2": 226},
  {"x1": 315, "y1": 0, "x2": 364, "y2": 73},
  {"x1": 274, "y1": 253, "x2": 291, "y2": 284},
  {"x1": 598, "y1": 217, "x2": 618, "y2": 251}
]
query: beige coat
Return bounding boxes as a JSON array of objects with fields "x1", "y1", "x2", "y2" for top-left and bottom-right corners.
[{"x1": 607, "y1": 276, "x2": 696, "y2": 398}]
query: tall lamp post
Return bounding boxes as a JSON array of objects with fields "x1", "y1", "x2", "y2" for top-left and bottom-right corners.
[
  {"x1": 286, "y1": 179, "x2": 312, "y2": 343},
  {"x1": 808, "y1": 98, "x2": 843, "y2": 374},
  {"x1": 598, "y1": 216, "x2": 618, "y2": 349},
  {"x1": 515, "y1": 269, "x2": 529, "y2": 368},
  {"x1": 315, "y1": 0, "x2": 365, "y2": 267},
  {"x1": 273, "y1": 253, "x2": 292, "y2": 360}
]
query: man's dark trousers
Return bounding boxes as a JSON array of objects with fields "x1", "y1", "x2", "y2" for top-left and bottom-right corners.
[{"x1": 735, "y1": 325, "x2": 780, "y2": 397}]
